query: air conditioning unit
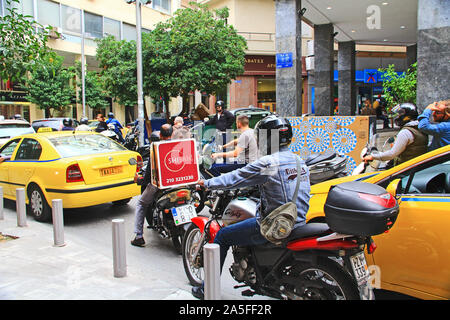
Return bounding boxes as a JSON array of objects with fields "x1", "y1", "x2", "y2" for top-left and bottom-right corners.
[
  {"x1": 48, "y1": 26, "x2": 63, "y2": 39},
  {"x1": 306, "y1": 57, "x2": 314, "y2": 71}
]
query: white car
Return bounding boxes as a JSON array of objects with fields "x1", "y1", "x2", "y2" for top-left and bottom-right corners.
[{"x1": 0, "y1": 120, "x2": 35, "y2": 147}]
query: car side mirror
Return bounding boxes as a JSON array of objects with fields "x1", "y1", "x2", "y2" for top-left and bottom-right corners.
[{"x1": 386, "y1": 179, "x2": 402, "y2": 198}]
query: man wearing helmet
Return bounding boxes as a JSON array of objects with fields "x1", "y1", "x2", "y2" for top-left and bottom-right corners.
[
  {"x1": 204, "y1": 100, "x2": 235, "y2": 132},
  {"x1": 363, "y1": 103, "x2": 428, "y2": 165},
  {"x1": 418, "y1": 100, "x2": 450, "y2": 151},
  {"x1": 191, "y1": 115, "x2": 311, "y2": 299},
  {"x1": 106, "y1": 112, "x2": 125, "y2": 143},
  {"x1": 62, "y1": 118, "x2": 74, "y2": 131},
  {"x1": 75, "y1": 117, "x2": 92, "y2": 131}
]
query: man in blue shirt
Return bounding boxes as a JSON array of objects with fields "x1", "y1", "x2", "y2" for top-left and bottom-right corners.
[
  {"x1": 418, "y1": 100, "x2": 450, "y2": 151},
  {"x1": 106, "y1": 112, "x2": 125, "y2": 143}
]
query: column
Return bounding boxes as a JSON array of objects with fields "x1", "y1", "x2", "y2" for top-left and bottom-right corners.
[
  {"x1": 416, "y1": 0, "x2": 450, "y2": 111},
  {"x1": 338, "y1": 41, "x2": 356, "y2": 116},
  {"x1": 275, "y1": 0, "x2": 302, "y2": 117},
  {"x1": 313, "y1": 23, "x2": 334, "y2": 116},
  {"x1": 406, "y1": 44, "x2": 417, "y2": 69}
]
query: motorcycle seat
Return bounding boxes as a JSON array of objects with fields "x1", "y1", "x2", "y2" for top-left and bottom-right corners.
[
  {"x1": 285, "y1": 222, "x2": 331, "y2": 242},
  {"x1": 305, "y1": 150, "x2": 336, "y2": 166}
]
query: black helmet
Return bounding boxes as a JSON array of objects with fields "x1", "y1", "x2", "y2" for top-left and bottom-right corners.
[
  {"x1": 215, "y1": 100, "x2": 225, "y2": 109},
  {"x1": 80, "y1": 117, "x2": 88, "y2": 125},
  {"x1": 390, "y1": 103, "x2": 419, "y2": 127},
  {"x1": 255, "y1": 115, "x2": 293, "y2": 156},
  {"x1": 108, "y1": 112, "x2": 114, "y2": 118},
  {"x1": 63, "y1": 118, "x2": 73, "y2": 127}
]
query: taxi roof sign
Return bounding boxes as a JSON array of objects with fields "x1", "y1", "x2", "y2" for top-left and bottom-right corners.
[{"x1": 37, "y1": 127, "x2": 53, "y2": 133}]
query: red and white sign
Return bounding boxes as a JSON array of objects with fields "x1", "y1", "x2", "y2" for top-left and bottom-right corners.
[{"x1": 151, "y1": 139, "x2": 200, "y2": 189}]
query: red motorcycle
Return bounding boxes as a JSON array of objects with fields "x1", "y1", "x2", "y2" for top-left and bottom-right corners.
[{"x1": 182, "y1": 181, "x2": 398, "y2": 300}]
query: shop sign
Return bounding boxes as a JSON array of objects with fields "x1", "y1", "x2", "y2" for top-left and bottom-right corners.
[
  {"x1": 151, "y1": 139, "x2": 200, "y2": 189},
  {"x1": 364, "y1": 69, "x2": 378, "y2": 83},
  {"x1": 0, "y1": 90, "x2": 28, "y2": 102}
]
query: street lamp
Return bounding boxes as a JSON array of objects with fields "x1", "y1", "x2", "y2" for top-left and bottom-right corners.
[{"x1": 124, "y1": 0, "x2": 152, "y2": 147}]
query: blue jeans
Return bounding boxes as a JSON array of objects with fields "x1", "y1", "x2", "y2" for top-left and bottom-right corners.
[
  {"x1": 213, "y1": 217, "x2": 268, "y2": 273},
  {"x1": 208, "y1": 162, "x2": 246, "y2": 178}
]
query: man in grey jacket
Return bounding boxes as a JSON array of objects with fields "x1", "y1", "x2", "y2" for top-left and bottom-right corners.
[{"x1": 192, "y1": 115, "x2": 311, "y2": 299}]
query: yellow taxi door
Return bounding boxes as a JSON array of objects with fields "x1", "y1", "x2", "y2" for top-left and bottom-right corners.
[
  {"x1": 373, "y1": 154, "x2": 450, "y2": 299},
  {"x1": 9, "y1": 138, "x2": 42, "y2": 197},
  {"x1": 0, "y1": 139, "x2": 21, "y2": 197}
]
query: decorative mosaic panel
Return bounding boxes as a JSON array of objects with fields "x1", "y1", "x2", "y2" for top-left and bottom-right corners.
[{"x1": 287, "y1": 116, "x2": 373, "y2": 174}]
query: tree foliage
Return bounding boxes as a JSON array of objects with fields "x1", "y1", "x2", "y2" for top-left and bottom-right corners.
[
  {"x1": 0, "y1": 0, "x2": 53, "y2": 84},
  {"x1": 74, "y1": 61, "x2": 109, "y2": 110},
  {"x1": 379, "y1": 62, "x2": 417, "y2": 110},
  {"x1": 143, "y1": 2, "x2": 247, "y2": 100},
  {"x1": 25, "y1": 52, "x2": 75, "y2": 116},
  {"x1": 95, "y1": 36, "x2": 137, "y2": 108}
]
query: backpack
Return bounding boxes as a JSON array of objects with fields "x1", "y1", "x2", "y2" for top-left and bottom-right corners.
[{"x1": 260, "y1": 157, "x2": 302, "y2": 245}]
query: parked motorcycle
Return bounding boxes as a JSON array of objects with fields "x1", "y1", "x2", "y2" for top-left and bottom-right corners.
[
  {"x1": 145, "y1": 184, "x2": 205, "y2": 254},
  {"x1": 352, "y1": 134, "x2": 395, "y2": 175},
  {"x1": 100, "y1": 123, "x2": 120, "y2": 142},
  {"x1": 305, "y1": 150, "x2": 348, "y2": 184},
  {"x1": 182, "y1": 181, "x2": 399, "y2": 300}
]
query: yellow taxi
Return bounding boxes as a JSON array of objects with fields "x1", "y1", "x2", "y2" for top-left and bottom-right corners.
[
  {"x1": 0, "y1": 131, "x2": 142, "y2": 222},
  {"x1": 306, "y1": 145, "x2": 450, "y2": 300}
]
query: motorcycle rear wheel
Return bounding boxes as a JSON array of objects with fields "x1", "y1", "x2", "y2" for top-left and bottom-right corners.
[
  {"x1": 182, "y1": 223, "x2": 205, "y2": 286},
  {"x1": 284, "y1": 259, "x2": 360, "y2": 300}
]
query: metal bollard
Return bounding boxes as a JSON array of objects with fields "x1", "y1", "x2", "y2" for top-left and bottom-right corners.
[
  {"x1": 0, "y1": 186, "x2": 3, "y2": 220},
  {"x1": 16, "y1": 188, "x2": 27, "y2": 227},
  {"x1": 112, "y1": 219, "x2": 127, "y2": 278},
  {"x1": 52, "y1": 199, "x2": 66, "y2": 247},
  {"x1": 204, "y1": 243, "x2": 221, "y2": 300}
]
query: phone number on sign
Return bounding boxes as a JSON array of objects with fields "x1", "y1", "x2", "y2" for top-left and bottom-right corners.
[{"x1": 165, "y1": 175, "x2": 195, "y2": 184}]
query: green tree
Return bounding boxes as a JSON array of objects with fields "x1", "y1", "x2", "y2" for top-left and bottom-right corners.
[
  {"x1": 74, "y1": 61, "x2": 109, "y2": 111},
  {"x1": 378, "y1": 63, "x2": 417, "y2": 110},
  {"x1": 0, "y1": 0, "x2": 53, "y2": 85},
  {"x1": 142, "y1": 3, "x2": 247, "y2": 110},
  {"x1": 95, "y1": 36, "x2": 137, "y2": 109},
  {"x1": 25, "y1": 52, "x2": 75, "y2": 117}
]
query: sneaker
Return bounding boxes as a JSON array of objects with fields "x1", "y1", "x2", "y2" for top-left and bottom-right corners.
[
  {"x1": 191, "y1": 285, "x2": 204, "y2": 300},
  {"x1": 131, "y1": 237, "x2": 145, "y2": 247}
]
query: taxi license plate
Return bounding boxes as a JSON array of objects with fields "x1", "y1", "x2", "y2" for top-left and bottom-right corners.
[
  {"x1": 171, "y1": 205, "x2": 197, "y2": 225},
  {"x1": 350, "y1": 252, "x2": 370, "y2": 285},
  {"x1": 100, "y1": 166, "x2": 123, "y2": 176}
]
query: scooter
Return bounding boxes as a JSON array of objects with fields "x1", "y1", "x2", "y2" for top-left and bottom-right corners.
[
  {"x1": 305, "y1": 150, "x2": 348, "y2": 184},
  {"x1": 352, "y1": 134, "x2": 395, "y2": 175},
  {"x1": 182, "y1": 181, "x2": 399, "y2": 300}
]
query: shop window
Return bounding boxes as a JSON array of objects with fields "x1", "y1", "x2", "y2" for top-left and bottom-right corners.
[
  {"x1": 84, "y1": 11, "x2": 102, "y2": 38},
  {"x1": 61, "y1": 5, "x2": 81, "y2": 34},
  {"x1": 104, "y1": 17, "x2": 120, "y2": 39},
  {"x1": 37, "y1": 0, "x2": 60, "y2": 28},
  {"x1": 257, "y1": 78, "x2": 276, "y2": 112}
]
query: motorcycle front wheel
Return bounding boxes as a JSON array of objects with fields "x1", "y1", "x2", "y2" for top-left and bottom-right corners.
[
  {"x1": 283, "y1": 259, "x2": 361, "y2": 300},
  {"x1": 182, "y1": 223, "x2": 205, "y2": 286}
]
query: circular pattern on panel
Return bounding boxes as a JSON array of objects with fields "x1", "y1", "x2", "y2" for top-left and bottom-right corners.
[
  {"x1": 342, "y1": 154, "x2": 357, "y2": 174},
  {"x1": 332, "y1": 128, "x2": 357, "y2": 154},
  {"x1": 286, "y1": 117, "x2": 302, "y2": 126},
  {"x1": 308, "y1": 116, "x2": 329, "y2": 127},
  {"x1": 324, "y1": 118, "x2": 338, "y2": 134},
  {"x1": 298, "y1": 119, "x2": 312, "y2": 134},
  {"x1": 333, "y1": 116, "x2": 356, "y2": 127},
  {"x1": 289, "y1": 127, "x2": 305, "y2": 153},
  {"x1": 306, "y1": 128, "x2": 330, "y2": 153}
]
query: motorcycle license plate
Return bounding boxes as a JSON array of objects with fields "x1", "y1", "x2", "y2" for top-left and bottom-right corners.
[
  {"x1": 350, "y1": 252, "x2": 370, "y2": 285},
  {"x1": 171, "y1": 205, "x2": 197, "y2": 225}
]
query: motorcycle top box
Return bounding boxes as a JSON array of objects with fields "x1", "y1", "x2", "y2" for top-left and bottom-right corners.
[{"x1": 324, "y1": 181, "x2": 399, "y2": 236}]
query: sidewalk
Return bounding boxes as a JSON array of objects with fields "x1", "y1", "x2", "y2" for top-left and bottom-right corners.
[{"x1": 0, "y1": 208, "x2": 195, "y2": 300}]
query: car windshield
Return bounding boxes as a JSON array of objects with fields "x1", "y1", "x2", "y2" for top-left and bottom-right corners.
[
  {"x1": 48, "y1": 134, "x2": 126, "y2": 157},
  {"x1": 0, "y1": 124, "x2": 34, "y2": 137}
]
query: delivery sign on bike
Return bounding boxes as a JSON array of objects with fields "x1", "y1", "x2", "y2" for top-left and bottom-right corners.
[{"x1": 151, "y1": 138, "x2": 200, "y2": 189}]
